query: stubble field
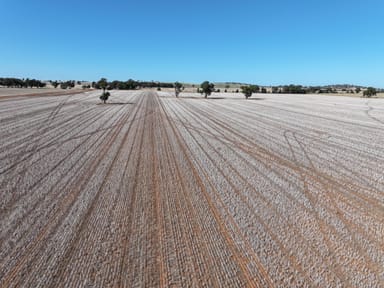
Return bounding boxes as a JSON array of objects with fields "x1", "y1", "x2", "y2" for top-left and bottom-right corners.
[{"x1": 0, "y1": 90, "x2": 383, "y2": 287}]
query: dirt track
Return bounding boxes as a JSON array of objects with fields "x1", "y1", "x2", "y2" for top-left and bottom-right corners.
[{"x1": 0, "y1": 90, "x2": 383, "y2": 287}]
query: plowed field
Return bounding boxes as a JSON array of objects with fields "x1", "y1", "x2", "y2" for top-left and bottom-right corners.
[{"x1": 1, "y1": 90, "x2": 383, "y2": 287}]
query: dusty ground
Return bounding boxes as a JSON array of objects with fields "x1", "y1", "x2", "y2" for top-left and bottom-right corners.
[
  {"x1": 0, "y1": 88, "x2": 87, "y2": 98},
  {"x1": 0, "y1": 90, "x2": 383, "y2": 287}
]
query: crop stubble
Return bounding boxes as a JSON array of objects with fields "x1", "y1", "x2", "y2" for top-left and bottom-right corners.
[{"x1": 0, "y1": 90, "x2": 383, "y2": 287}]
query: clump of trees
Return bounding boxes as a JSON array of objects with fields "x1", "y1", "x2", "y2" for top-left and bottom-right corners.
[
  {"x1": 281, "y1": 85, "x2": 306, "y2": 94},
  {"x1": 200, "y1": 81, "x2": 215, "y2": 98},
  {"x1": 241, "y1": 85, "x2": 260, "y2": 99},
  {"x1": 91, "y1": 79, "x2": 177, "y2": 90},
  {"x1": 363, "y1": 87, "x2": 377, "y2": 98},
  {"x1": 0, "y1": 77, "x2": 46, "y2": 88},
  {"x1": 60, "y1": 81, "x2": 75, "y2": 89},
  {"x1": 267, "y1": 85, "x2": 375, "y2": 95},
  {"x1": 139, "y1": 81, "x2": 174, "y2": 89},
  {"x1": 103, "y1": 79, "x2": 138, "y2": 90}
]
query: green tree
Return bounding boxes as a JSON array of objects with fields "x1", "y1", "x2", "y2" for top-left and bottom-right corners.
[
  {"x1": 126, "y1": 79, "x2": 138, "y2": 90},
  {"x1": 97, "y1": 78, "x2": 108, "y2": 93},
  {"x1": 174, "y1": 82, "x2": 183, "y2": 97},
  {"x1": 363, "y1": 87, "x2": 376, "y2": 98},
  {"x1": 100, "y1": 91, "x2": 110, "y2": 104},
  {"x1": 241, "y1": 86, "x2": 252, "y2": 98},
  {"x1": 51, "y1": 81, "x2": 59, "y2": 88},
  {"x1": 241, "y1": 85, "x2": 259, "y2": 99},
  {"x1": 200, "y1": 81, "x2": 214, "y2": 98}
]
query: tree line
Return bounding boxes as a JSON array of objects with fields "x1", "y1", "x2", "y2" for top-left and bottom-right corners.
[
  {"x1": 2, "y1": 77, "x2": 379, "y2": 99},
  {"x1": 92, "y1": 79, "x2": 176, "y2": 90},
  {"x1": 0, "y1": 77, "x2": 46, "y2": 88}
]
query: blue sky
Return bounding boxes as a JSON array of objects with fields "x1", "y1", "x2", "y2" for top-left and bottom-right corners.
[{"x1": 1, "y1": 0, "x2": 383, "y2": 87}]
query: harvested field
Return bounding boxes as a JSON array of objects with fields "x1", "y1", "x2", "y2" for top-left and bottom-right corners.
[
  {"x1": 0, "y1": 88, "x2": 87, "y2": 98},
  {"x1": 0, "y1": 90, "x2": 383, "y2": 287}
]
